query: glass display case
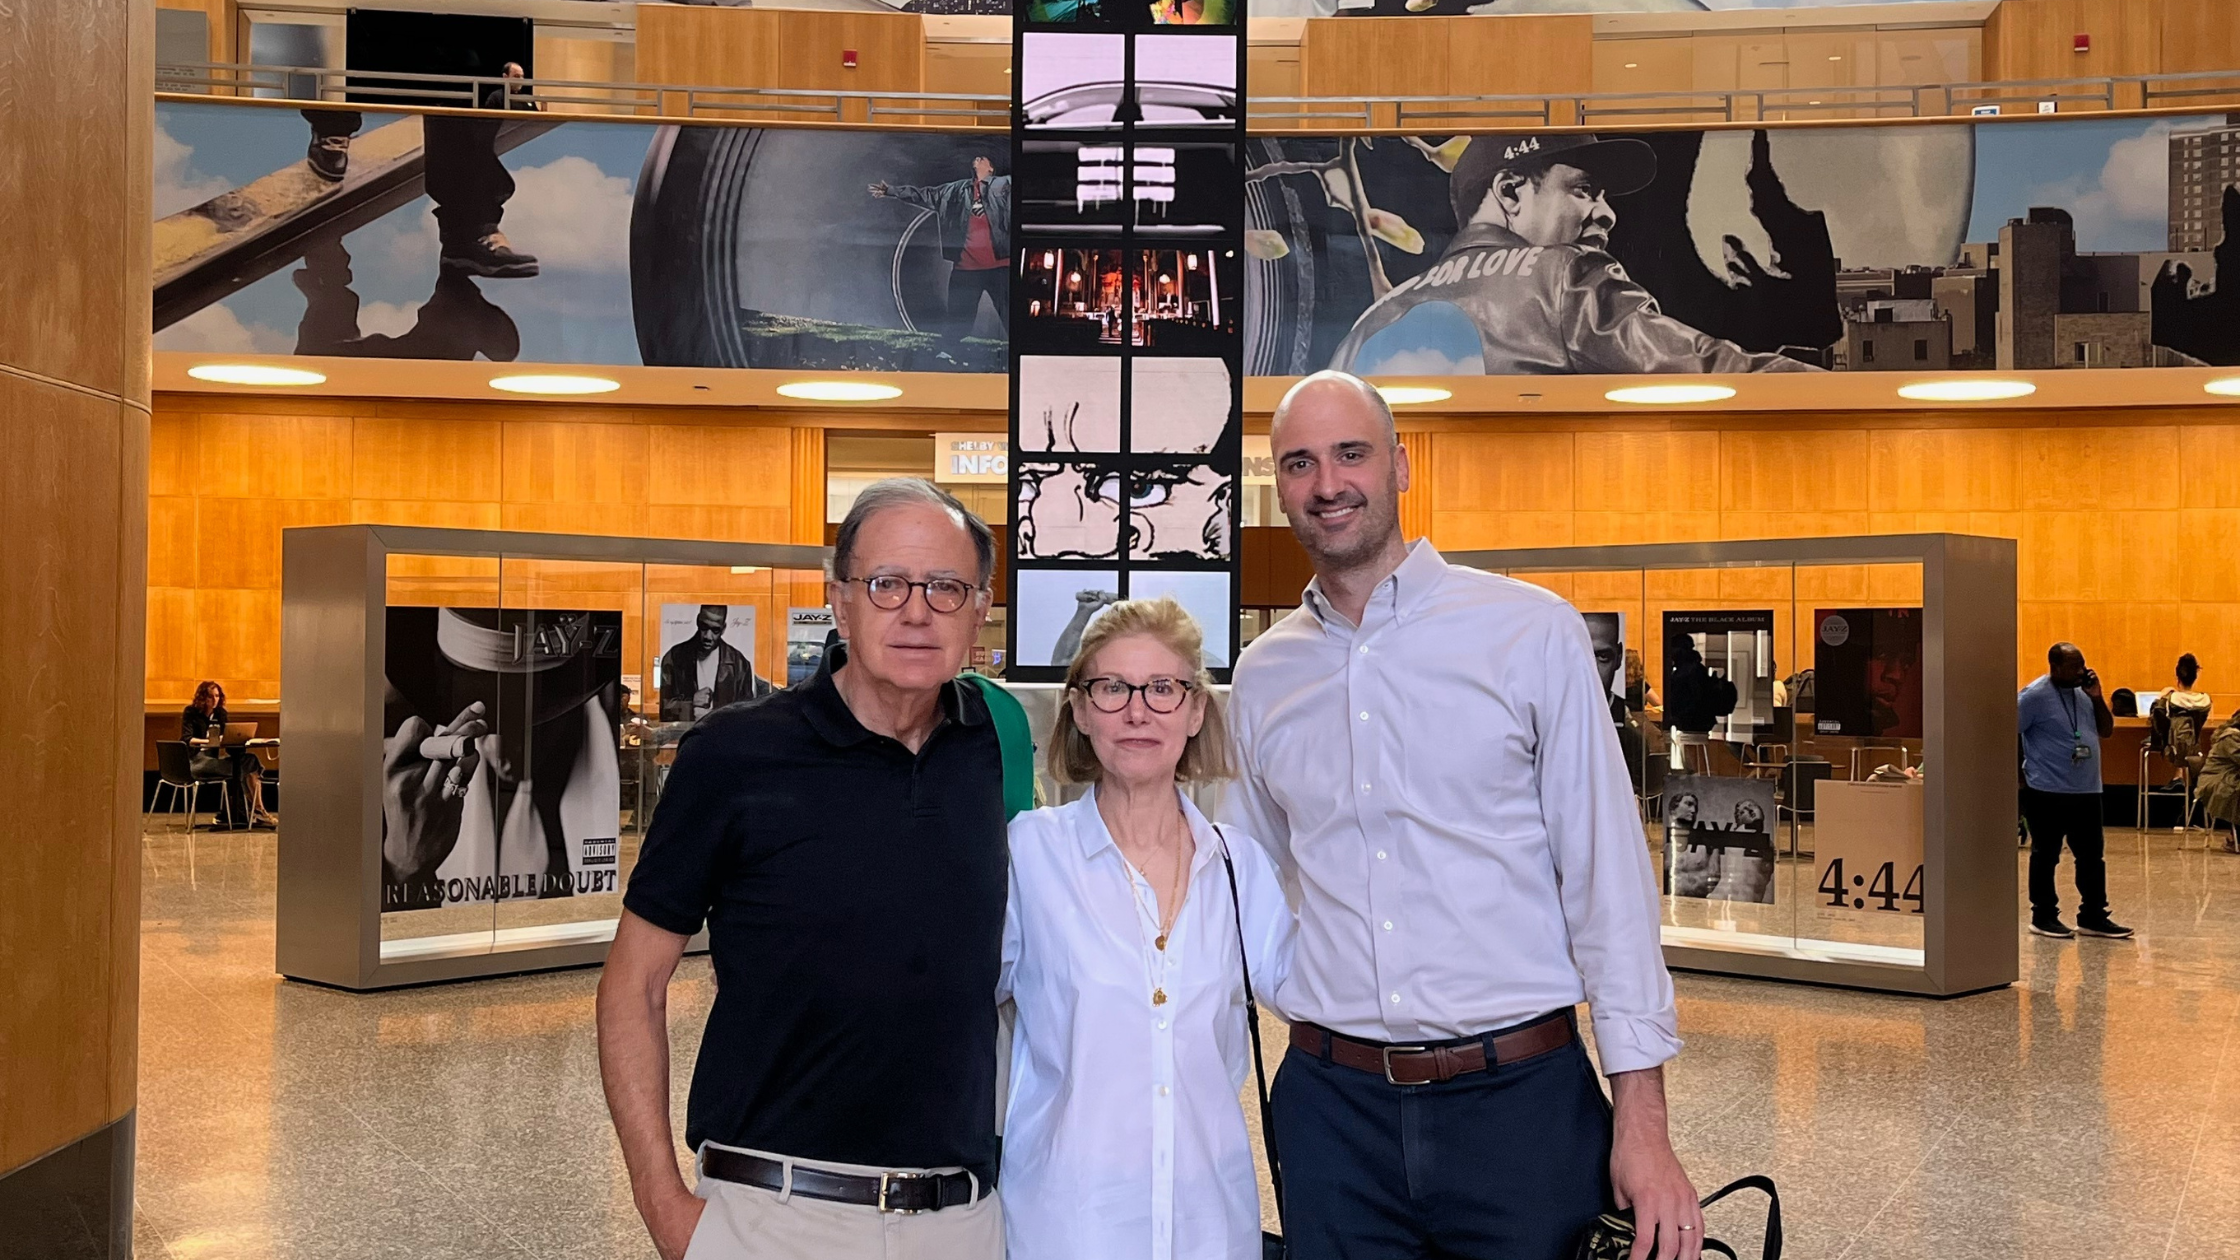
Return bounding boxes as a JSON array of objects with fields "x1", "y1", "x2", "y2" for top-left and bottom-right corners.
[
  {"x1": 1447, "y1": 534, "x2": 2017, "y2": 997},
  {"x1": 277, "y1": 524, "x2": 828, "y2": 989}
]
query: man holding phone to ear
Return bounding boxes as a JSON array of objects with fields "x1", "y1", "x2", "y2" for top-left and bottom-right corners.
[{"x1": 2019, "y1": 642, "x2": 2130, "y2": 940}]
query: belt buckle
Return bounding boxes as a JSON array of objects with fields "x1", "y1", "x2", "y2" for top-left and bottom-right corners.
[
  {"x1": 1381, "y1": 1044, "x2": 1430, "y2": 1086},
  {"x1": 877, "y1": 1171, "x2": 932, "y2": 1214}
]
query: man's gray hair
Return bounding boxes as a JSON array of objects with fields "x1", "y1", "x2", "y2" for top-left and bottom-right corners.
[
  {"x1": 831, "y1": 477, "x2": 997, "y2": 587},
  {"x1": 1270, "y1": 370, "x2": 1398, "y2": 447}
]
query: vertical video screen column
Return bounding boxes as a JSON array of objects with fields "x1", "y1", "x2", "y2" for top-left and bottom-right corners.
[{"x1": 1008, "y1": 0, "x2": 1244, "y2": 682}]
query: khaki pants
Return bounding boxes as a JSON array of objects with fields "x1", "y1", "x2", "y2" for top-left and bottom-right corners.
[{"x1": 682, "y1": 1144, "x2": 1004, "y2": 1260}]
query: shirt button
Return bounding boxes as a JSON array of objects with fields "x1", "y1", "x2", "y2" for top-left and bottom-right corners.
[
  {"x1": 1358, "y1": 711, "x2": 1369, "y2": 721},
  {"x1": 1157, "y1": 1019, "x2": 1169, "y2": 1030},
  {"x1": 1360, "y1": 782, "x2": 1371, "y2": 793},
  {"x1": 1390, "y1": 992, "x2": 1402, "y2": 1004},
  {"x1": 1383, "y1": 920, "x2": 1394, "y2": 931},
  {"x1": 1358, "y1": 645, "x2": 1369, "y2": 655},
  {"x1": 1158, "y1": 1085, "x2": 1171, "y2": 1096},
  {"x1": 1377, "y1": 850, "x2": 1387, "y2": 860}
]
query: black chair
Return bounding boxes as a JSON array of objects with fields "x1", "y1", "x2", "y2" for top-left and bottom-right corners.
[{"x1": 150, "y1": 740, "x2": 239, "y2": 830}]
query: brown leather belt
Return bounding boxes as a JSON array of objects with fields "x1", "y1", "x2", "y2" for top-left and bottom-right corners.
[
  {"x1": 699, "y1": 1147, "x2": 987, "y2": 1213},
  {"x1": 1291, "y1": 1010, "x2": 1577, "y2": 1086}
]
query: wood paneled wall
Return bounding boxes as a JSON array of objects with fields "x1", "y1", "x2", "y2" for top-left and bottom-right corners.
[
  {"x1": 1301, "y1": 15, "x2": 1594, "y2": 102},
  {"x1": 638, "y1": 5, "x2": 925, "y2": 120},
  {"x1": 2, "y1": 0, "x2": 149, "y2": 1188},
  {"x1": 146, "y1": 394, "x2": 897, "y2": 707},
  {"x1": 1983, "y1": 0, "x2": 2240, "y2": 85},
  {"x1": 1409, "y1": 406, "x2": 2240, "y2": 713}
]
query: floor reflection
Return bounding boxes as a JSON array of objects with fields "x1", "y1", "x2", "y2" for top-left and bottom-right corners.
[{"x1": 133, "y1": 825, "x2": 2240, "y2": 1259}]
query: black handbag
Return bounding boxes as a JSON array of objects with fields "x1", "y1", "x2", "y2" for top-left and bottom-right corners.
[
  {"x1": 1215, "y1": 827, "x2": 1288, "y2": 1260},
  {"x1": 1571, "y1": 1175, "x2": 1782, "y2": 1260}
]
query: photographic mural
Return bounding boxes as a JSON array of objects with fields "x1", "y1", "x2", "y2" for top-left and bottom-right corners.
[{"x1": 156, "y1": 101, "x2": 2240, "y2": 376}]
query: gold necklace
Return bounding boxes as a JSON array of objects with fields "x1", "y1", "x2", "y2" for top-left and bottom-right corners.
[{"x1": 1113, "y1": 809, "x2": 1191, "y2": 1006}]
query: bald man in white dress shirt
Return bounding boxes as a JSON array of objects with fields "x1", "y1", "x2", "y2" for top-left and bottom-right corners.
[{"x1": 1221, "y1": 371, "x2": 1700, "y2": 1260}]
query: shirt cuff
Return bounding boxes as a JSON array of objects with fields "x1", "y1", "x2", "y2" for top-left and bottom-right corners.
[
  {"x1": 621, "y1": 888, "x2": 706, "y2": 939},
  {"x1": 1590, "y1": 1011, "x2": 1683, "y2": 1075}
]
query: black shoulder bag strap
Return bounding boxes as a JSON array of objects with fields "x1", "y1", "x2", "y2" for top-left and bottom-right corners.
[{"x1": 1215, "y1": 824, "x2": 1288, "y2": 1257}]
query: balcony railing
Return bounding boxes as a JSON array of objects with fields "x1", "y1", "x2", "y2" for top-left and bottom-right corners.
[
  {"x1": 154, "y1": 63, "x2": 1013, "y2": 126},
  {"x1": 157, "y1": 61, "x2": 2240, "y2": 130}
]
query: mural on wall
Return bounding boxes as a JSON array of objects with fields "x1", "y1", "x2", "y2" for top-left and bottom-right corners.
[
  {"x1": 1245, "y1": 113, "x2": 2240, "y2": 376},
  {"x1": 156, "y1": 100, "x2": 2240, "y2": 377},
  {"x1": 155, "y1": 102, "x2": 1012, "y2": 372}
]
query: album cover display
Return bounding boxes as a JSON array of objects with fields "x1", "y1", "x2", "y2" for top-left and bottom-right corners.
[
  {"x1": 380, "y1": 607, "x2": 623, "y2": 913},
  {"x1": 1814, "y1": 607, "x2": 1924, "y2": 738},
  {"x1": 1661, "y1": 773, "x2": 1778, "y2": 905}
]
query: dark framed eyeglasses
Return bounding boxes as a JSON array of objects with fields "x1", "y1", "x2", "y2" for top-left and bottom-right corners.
[
  {"x1": 1077, "y1": 676, "x2": 1195, "y2": 714},
  {"x1": 842, "y1": 575, "x2": 980, "y2": 614}
]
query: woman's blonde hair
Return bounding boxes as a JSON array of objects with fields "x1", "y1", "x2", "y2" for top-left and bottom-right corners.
[{"x1": 1050, "y1": 596, "x2": 1234, "y2": 785}]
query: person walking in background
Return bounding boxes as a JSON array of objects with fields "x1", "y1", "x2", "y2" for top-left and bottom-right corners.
[
  {"x1": 2018, "y1": 642, "x2": 2130, "y2": 940},
  {"x1": 598, "y1": 479, "x2": 1009, "y2": 1260},
  {"x1": 1001, "y1": 596, "x2": 1293, "y2": 1260},
  {"x1": 1223, "y1": 371, "x2": 1700, "y2": 1260}
]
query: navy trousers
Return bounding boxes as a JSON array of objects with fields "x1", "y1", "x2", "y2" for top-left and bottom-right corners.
[{"x1": 1271, "y1": 1016, "x2": 1615, "y2": 1260}]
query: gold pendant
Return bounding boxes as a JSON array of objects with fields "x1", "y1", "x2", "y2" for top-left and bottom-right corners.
[
  {"x1": 1154, "y1": 934, "x2": 1168, "y2": 951},
  {"x1": 1152, "y1": 988, "x2": 1168, "y2": 1006}
]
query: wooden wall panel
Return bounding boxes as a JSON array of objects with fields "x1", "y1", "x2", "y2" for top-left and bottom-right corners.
[
  {"x1": 147, "y1": 396, "x2": 848, "y2": 707},
  {"x1": 1985, "y1": 0, "x2": 2162, "y2": 84},
  {"x1": 2160, "y1": 0, "x2": 2240, "y2": 75},
  {"x1": 638, "y1": 6, "x2": 925, "y2": 119},
  {"x1": 1, "y1": 0, "x2": 148, "y2": 1188},
  {"x1": 1408, "y1": 405, "x2": 2240, "y2": 712},
  {"x1": 1302, "y1": 15, "x2": 1593, "y2": 101}
]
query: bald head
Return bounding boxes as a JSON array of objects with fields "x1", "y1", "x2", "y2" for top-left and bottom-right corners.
[
  {"x1": 1271, "y1": 370, "x2": 1396, "y2": 451},
  {"x1": 1267, "y1": 370, "x2": 1411, "y2": 581}
]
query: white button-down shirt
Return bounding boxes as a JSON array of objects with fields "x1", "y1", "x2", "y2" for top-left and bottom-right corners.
[
  {"x1": 1221, "y1": 540, "x2": 1680, "y2": 1074},
  {"x1": 1000, "y1": 790, "x2": 1294, "y2": 1260}
]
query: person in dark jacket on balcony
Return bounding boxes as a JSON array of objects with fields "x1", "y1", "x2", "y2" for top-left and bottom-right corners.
[{"x1": 870, "y1": 153, "x2": 1012, "y2": 341}]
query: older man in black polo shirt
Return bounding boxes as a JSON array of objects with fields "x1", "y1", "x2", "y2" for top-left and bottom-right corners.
[{"x1": 597, "y1": 478, "x2": 1008, "y2": 1260}]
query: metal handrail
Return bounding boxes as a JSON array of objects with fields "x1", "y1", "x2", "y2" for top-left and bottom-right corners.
[
  {"x1": 156, "y1": 61, "x2": 1010, "y2": 123},
  {"x1": 159, "y1": 59, "x2": 2240, "y2": 130}
]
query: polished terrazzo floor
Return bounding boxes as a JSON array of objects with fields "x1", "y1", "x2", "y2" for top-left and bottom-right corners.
[{"x1": 131, "y1": 823, "x2": 2240, "y2": 1260}]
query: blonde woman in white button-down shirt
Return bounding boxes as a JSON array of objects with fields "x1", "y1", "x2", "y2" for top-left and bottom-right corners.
[{"x1": 999, "y1": 596, "x2": 1295, "y2": 1260}]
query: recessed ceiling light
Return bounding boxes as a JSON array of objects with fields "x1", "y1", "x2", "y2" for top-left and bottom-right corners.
[
  {"x1": 1375, "y1": 385, "x2": 1453, "y2": 405},
  {"x1": 2206, "y1": 377, "x2": 2240, "y2": 396},
  {"x1": 1897, "y1": 379, "x2": 2036, "y2": 402},
  {"x1": 730, "y1": 566, "x2": 762, "y2": 574},
  {"x1": 776, "y1": 380, "x2": 904, "y2": 402},
  {"x1": 1624, "y1": 62, "x2": 1639, "y2": 68},
  {"x1": 1605, "y1": 383, "x2": 1737, "y2": 405},
  {"x1": 187, "y1": 363, "x2": 326, "y2": 386},
  {"x1": 489, "y1": 373, "x2": 620, "y2": 395}
]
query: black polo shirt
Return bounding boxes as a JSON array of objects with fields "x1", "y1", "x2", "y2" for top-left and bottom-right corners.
[{"x1": 622, "y1": 645, "x2": 1007, "y2": 1180}]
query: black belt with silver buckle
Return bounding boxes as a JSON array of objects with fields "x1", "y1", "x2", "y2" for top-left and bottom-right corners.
[{"x1": 700, "y1": 1147, "x2": 986, "y2": 1214}]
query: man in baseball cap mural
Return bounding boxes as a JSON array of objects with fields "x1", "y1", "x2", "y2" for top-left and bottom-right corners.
[{"x1": 1333, "y1": 133, "x2": 1821, "y2": 376}]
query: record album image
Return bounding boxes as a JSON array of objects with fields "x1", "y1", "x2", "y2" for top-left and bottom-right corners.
[
  {"x1": 1661, "y1": 773, "x2": 1777, "y2": 905},
  {"x1": 380, "y1": 606, "x2": 623, "y2": 913},
  {"x1": 654, "y1": 604, "x2": 770, "y2": 722}
]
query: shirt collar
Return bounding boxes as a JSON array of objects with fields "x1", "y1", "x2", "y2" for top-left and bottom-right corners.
[
  {"x1": 1301, "y1": 538, "x2": 1449, "y2": 632},
  {"x1": 1071, "y1": 787, "x2": 1224, "y2": 877},
  {"x1": 798, "y1": 642, "x2": 984, "y2": 749}
]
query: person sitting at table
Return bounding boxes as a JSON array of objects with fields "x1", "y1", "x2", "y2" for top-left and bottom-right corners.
[
  {"x1": 2195, "y1": 709, "x2": 2240, "y2": 853},
  {"x1": 182, "y1": 680, "x2": 276, "y2": 830},
  {"x1": 2152, "y1": 653, "x2": 2214, "y2": 787}
]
